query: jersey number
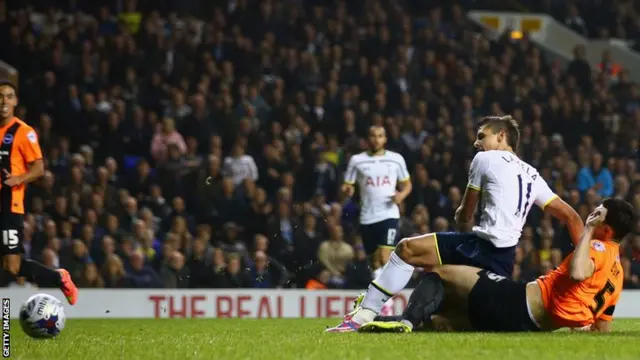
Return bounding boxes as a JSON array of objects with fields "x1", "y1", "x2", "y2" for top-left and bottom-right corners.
[
  {"x1": 486, "y1": 272, "x2": 506, "y2": 282},
  {"x1": 2, "y1": 230, "x2": 18, "y2": 248},
  {"x1": 386, "y1": 229, "x2": 397, "y2": 245},
  {"x1": 591, "y1": 280, "x2": 615, "y2": 314},
  {"x1": 515, "y1": 174, "x2": 532, "y2": 218}
]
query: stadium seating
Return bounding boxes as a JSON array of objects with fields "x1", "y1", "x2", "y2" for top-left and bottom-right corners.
[{"x1": 1, "y1": 0, "x2": 639, "y2": 291}]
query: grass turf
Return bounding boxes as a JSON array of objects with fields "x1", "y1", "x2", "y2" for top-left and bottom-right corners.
[{"x1": 8, "y1": 318, "x2": 640, "y2": 359}]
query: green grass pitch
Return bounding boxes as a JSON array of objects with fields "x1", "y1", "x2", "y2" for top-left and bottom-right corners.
[{"x1": 8, "y1": 319, "x2": 640, "y2": 359}]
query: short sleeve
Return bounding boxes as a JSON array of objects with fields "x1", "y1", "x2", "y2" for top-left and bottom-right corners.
[
  {"x1": 467, "y1": 152, "x2": 490, "y2": 191},
  {"x1": 588, "y1": 240, "x2": 607, "y2": 272},
  {"x1": 598, "y1": 305, "x2": 616, "y2": 322},
  {"x1": 533, "y1": 175, "x2": 558, "y2": 209},
  {"x1": 20, "y1": 128, "x2": 43, "y2": 163},
  {"x1": 396, "y1": 155, "x2": 410, "y2": 182},
  {"x1": 344, "y1": 156, "x2": 357, "y2": 185}
]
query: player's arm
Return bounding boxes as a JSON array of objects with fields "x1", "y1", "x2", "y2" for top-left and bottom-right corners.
[
  {"x1": 341, "y1": 155, "x2": 357, "y2": 198},
  {"x1": 543, "y1": 198, "x2": 584, "y2": 246},
  {"x1": 393, "y1": 155, "x2": 412, "y2": 204},
  {"x1": 394, "y1": 179, "x2": 412, "y2": 204},
  {"x1": 569, "y1": 208, "x2": 606, "y2": 281},
  {"x1": 534, "y1": 178, "x2": 584, "y2": 246},
  {"x1": 455, "y1": 153, "x2": 487, "y2": 229},
  {"x1": 592, "y1": 318, "x2": 612, "y2": 332},
  {"x1": 19, "y1": 159, "x2": 44, "y2": 184},
  {"x1": 589, "y1": 303, "x2": 617, "y2": 332},
  {"x1": 455, "y1": 187, "x2": 480, "y2": 232},
  {"x1": 22, "y1": 128, "x2": 45, "y2": 183}
]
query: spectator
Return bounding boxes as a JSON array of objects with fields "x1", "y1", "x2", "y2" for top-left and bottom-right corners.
[
  {"x1": 102, "y1": 254, "x2": 133, "y2": 288},
  {"x1": 564, "y1": 3, "x2": 588, "y2": 36},
  {"x1": 306, "y1": 267, "x2": 331, "y2": 290},
  {"x1": 293, "y1": 212, "x2": 322, "y2": 285},
  {"x1": 2, "y1": 1, "x2": 639, "y2": 292},
  {"x1": 345, "y1": 245, "x2": 373, "y2": 290},
  {"x1": 577, "y1": 152, "x2": 615, "y2": 197},
  {"x1": 223, "y1": 254, "x2": 252, "y2": 288},
  {"x1": 206, "y1": 247, "x2": 229, "y2": 288},
  {"x1": 150, "y1": 117, "x2": 187, "y2": 165},
  {"x1": 159, "y1": 250, "x2": 190, "y2": 288},
  {"x1": 186, "y1": 237, "x2": 212, "y2": 288},
  {"x1": 567, "y1": 46, "x2": 592, "y2": 95},
  {"x1": 78, "y1": 263, "x2": 105, "y2": 288},
  {"x1": 251, "y1": 234, "x2": 290, "y2": 286},
  {"x1": 223, "y1": 140, "x2": 259, "y2": 186},
  {"x1": 317, "y1": 225, "x2": 354, "y2": 287},
  {"x1": 248, "y1": 251, "x2": 281, "y2": 289},
  {"x1": 127, "y1": 250, "x2": 163, "y2": 288}
]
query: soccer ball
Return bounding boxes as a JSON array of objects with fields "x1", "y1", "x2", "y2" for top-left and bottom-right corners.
[{"x1": 19, "y1": 293, "x2": 66, "y2": 338}]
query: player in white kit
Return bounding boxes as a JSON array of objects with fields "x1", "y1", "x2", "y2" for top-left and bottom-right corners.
[
  {"x1": 342, "y1": 126, "x2": 412, "y2": 315},
  {"x1": 326, "y1": 115, "x2": 584, "y2": 332}
]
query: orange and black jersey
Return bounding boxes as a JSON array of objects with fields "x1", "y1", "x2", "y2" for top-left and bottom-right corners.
[
  {"x1": 536, "y1": 239, "x2": 623, "y2": 328},
  {"x1": 0, "y1": 117, "x2": 43, "y2": 214}
]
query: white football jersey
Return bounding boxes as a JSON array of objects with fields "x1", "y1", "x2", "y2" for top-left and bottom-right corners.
[
  {"x1": 469, "y1": 150, "x2": 557, "y2": 248},
  {"x1": 344, "y1": 151, "x2": 410, "y2": 225}
]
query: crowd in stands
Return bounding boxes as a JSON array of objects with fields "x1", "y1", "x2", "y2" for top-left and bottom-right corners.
[
  {"x1": 1, "y1": 0, "x2": 639, "y2": 291},
  {"x1": 518, "y1": 0, "x2": 640, "y2": 42}
]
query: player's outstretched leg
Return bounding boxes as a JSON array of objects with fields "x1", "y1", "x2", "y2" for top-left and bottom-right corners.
[
  {"x1": 371, "y1": 247, "x2": 395, "y2": 315},
  {"x1": 7, "y1": 255, "x2": 79, "y2": 305},
  {"x1": 361, "y1": 272, "x2": 445, "y2": 333},
  {"x1": 326, "y1": 233, "x2": 440, "y2": 332}
]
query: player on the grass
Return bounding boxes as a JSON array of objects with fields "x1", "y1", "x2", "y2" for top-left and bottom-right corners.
[
  {"x1": 0, "y1": 80, "x2": 78, "y2": 304},
  {"x1": 360, "y1": 199, "x2": 631, "y2": 333},
  {"x1": 326, "y1": 115, "x2": 583, "y2": 332},
  {"x1": 341, "y1": 125, "x2": 412, "y2": 315}
]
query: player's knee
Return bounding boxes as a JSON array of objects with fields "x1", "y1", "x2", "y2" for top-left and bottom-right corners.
[
  {"x1": 395, "y1": 234, "x2": 436, "y2": 263},
  {"x1": 394, "y1": 238, "x2": 414, "y2": 260},
  {"x1": 2, "y1": 256, "x2": 21, "y2": 276}
]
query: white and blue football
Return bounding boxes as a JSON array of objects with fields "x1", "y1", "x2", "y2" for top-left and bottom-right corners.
[{"x1": 19, "y1": 293, "x2": 66, "y2": 338}]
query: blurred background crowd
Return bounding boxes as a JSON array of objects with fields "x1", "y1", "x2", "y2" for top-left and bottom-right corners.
[{"x1": 1, "y1": 0, "x2": 640, "y2": 291}]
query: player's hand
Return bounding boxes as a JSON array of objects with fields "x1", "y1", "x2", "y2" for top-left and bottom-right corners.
[
  {"x1": 3, "y1": 169, "x2": 22, "y2": 186},
  {"x1": 585, "y1": 207, "x2": 607, "y2": 227},
  {"x1": 391, "y1": 193, "x2": 404, "y2": 205}
]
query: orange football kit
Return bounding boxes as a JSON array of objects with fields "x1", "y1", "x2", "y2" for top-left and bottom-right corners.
[{"x1": 537, "y1": 239, "x2": 623, "y2": 328}]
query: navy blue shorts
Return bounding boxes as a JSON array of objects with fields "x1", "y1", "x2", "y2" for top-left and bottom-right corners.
[
  {"x1": 0, "y1": 213, "x2": 24, "y2": 256},
  {"x1": 434, "y1": 232, "x2": 516, "y2": 278},
  {"x1": 360, "y1": 218, "x2": 400, "y2": 255},
  {"x1": 468, "y1": 270, "x2": 541, "y2": 332}
]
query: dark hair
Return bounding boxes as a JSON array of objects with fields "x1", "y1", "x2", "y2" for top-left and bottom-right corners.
[
  {"x1": 0, "y1": 80, "x2": 17, "y2": 93},
  {"x1": 602, "y1": 198, "x2": 635, "y2": 241},
  {"x1": 479, "y1": 115, "x2": 520, "y2": 152}
]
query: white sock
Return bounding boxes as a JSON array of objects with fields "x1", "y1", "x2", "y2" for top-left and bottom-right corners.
[
  {"x1": 374, "y1": 265, "x2": 395, "y2": 311},
  {"x1": 361, "y1": 252, "x2": 414, "y2": 313},
  {"x1": 351, "y1": 308, "x2": 377, "y2": 325},
  {"x1": 373, "y1": 267, "x2": 383, "y2": 280}
]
